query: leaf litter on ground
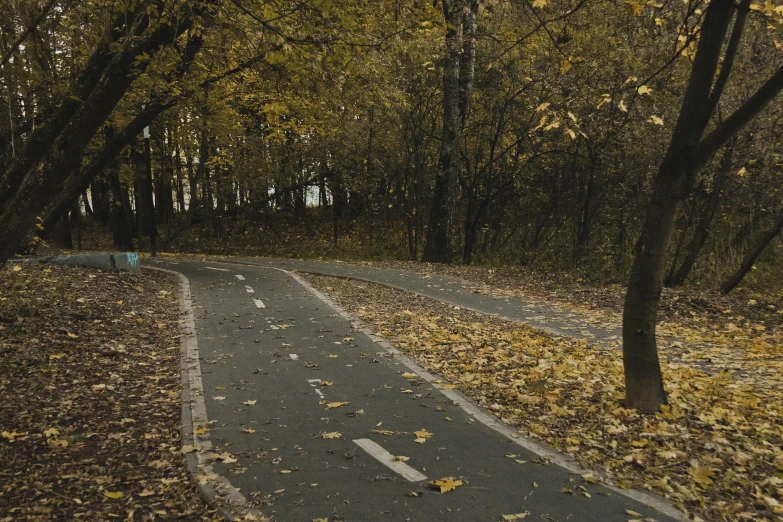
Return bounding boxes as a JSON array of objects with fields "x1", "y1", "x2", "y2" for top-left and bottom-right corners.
[
  {"x1": 0, "y1": 263, "x2": 224, "y2": 521},
  {"x1": 303, "y1": 273, "x2": 783, "y2": 522}
]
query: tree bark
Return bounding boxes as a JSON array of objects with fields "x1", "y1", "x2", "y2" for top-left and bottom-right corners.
[
  {"x1": 423, "y1": 0, "x2": 472, "y2": 263},
  {"x1": 622, "y1": 0, "x2": 739, "y2": 413},
  {"x1": 0, "y1": 2, "x2": 205, "y2": 267}
]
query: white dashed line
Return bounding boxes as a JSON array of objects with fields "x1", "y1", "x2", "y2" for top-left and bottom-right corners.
[
  {"x1": 245, "y1": 285, "x2": 255, "y2": 294},
  {"x1": 205, "y1": 267, "x2": 229, "y2": 272},
  {"x1": 253, "y1": 299, "x2": 265, "y2": 309},
  {"x1": 352, "y1": 439, "x2": 427, "y2": 482},
  {"x1": 289, "y1": 354, "x2": 299, "y2": 361},
  {"x1": 235, "y1": 274, "x2": 245, "y2": 281},
  {"x1": 314, "y1": 389, "x2": 324, "y2": 399}
]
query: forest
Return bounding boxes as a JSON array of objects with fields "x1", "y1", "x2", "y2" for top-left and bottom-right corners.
[{"x1": 1, "y1": 0, "x2": 783, "y2": 415}]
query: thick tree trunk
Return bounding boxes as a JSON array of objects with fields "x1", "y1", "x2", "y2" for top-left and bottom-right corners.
[
  {"x1": 0, "y1": 3, "x2": 205, "y2": 268},
  {"x1": 721, "y1": 207, "x2": 783, "y2": 294},
  {"x1": 622, "y1": 0, "x2": 738, "y2": 413},
  {"x1": 107, "y1": 153, "x2": 134, "y2": 252},
  {"x1": 423, "y1": 0, "x2": 467, "y2": 263}
]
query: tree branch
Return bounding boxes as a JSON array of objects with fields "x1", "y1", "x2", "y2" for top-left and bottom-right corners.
[
  {"x1": 0, "y1": 0, "x2": 59, "y2": 69},
  {"x1": 695, "y1": 66, "x2": 783, "y2": 167}
]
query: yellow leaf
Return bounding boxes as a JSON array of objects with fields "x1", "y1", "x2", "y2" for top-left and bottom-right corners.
[
  {"x1": 326, "y1": 401, "x2": 349, "y2": 409},
  {"x1": 322, "y1": 432, "x2": 341, "y2": 439},
  {"x1": 12, "y1": 265, "x2": 22, "y2": 272},
  {"x1": 502, "y1": 513, "x2": 530, "y2": 521},
  {"x1": 582, "y1": 473, "x2": 598, "y2": 484},
  {"x1": 327, "y1": 354, "x2": 338, "y2": 358},
  {"x1": 626, "y1": 510, "x2": 643, "y2": 517},
  {"x1": 648, "y1": 115, "x2": 664, "y2": 126},
  {"x1": 243, "y1": 428, "x2": 256, "y2": 434},
  {"x1": 372, "y1": 429, "x2": 395, "y2": 436},
  {"x1": 392, "y1": 455, "x2": 409, "y2": 462},
  {"x1": 413, "y1": 429, "x2": 433, "y2": 439},
  {"x1": 242, "y1": 400, "x2": 257, "y2": 406},
  {"x1": 428, "y1": 477, "x2": 463, "y2": 493},
  {"x1": 401, "y1": 372, "x2": 417, "y2": 379},
  {"x1": 103, "y1": 491, "x2": 123, "y2": 499},
  {"x1": 637, "y1": 85, "x2": 652, "y2": 95},
  {"x1": 688, "y1": 467, "x2": 714, "y2": 485}
]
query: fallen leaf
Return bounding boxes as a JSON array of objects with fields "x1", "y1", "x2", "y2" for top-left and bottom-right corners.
[
  {"x1": 372, "y1": 429, "x2": 395, "y2": 436},
  {"x1": 103, "y1": 491, "x2": 123, "y2": 499},
  {"x1": 242, "y1": 400, "x2": 257, "y2": 406},
  {"x1": 322, "y1": 432, "x2": 342, "y2": 439},
  {"x1": 502, "y1": 513, "x2": 530, "y2": 521},
  {"x1": 428, "y1": 477, "x2": 463, "y2": 494},
  {"x1": 326, "y1": 401, "x2": 349, "y2": 409}
]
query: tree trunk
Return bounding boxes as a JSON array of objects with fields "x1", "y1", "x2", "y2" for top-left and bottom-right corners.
[
  {"x1": 423, "y1": 0, "x2": 467, "y2": 263},
  {"x1": 107, "y1": 153, "x2": 134, "y2": 252},
  {"x1": 721, "y1": 207, "x2": 783, "y2": 294},
  {"x1": 0, "y1": 3, "x2": 207, "y2": 267},
  {"x1": 622, "y1": 0, "x2": 739, "y2": 413},
  {"x1": 143, "y1": 134, "x2": 157, "y2": 256}
]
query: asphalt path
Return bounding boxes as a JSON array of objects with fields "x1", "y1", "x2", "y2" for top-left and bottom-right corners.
[
  {"x1": 220, "y1": 257, "x2": 621, "y2": 345},
  {"x1": 150, "y1": 259, "x2": 679, "y2": 522}
]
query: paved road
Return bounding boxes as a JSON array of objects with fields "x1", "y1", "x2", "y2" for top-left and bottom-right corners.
[
  {"x1": 149, "y1": 259, "x2": 679, "y2": 522},
  {"x1": 215, "y1": 257, "x2": 622, "y2": 345}
]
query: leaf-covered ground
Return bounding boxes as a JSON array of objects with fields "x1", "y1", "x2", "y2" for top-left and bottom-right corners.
[
  {"x1": 303, "y1": 274, "x2": 783, "y2": 522},
  {"x1": 0, "y1": 262, "x2": 223, "y2": 521},
  {"x1": 371, "y1": 260, "x2": 783, "y2": 357}
]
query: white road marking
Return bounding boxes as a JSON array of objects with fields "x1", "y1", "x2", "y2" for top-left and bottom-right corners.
[
  {"x1": 314, "y1": 389, "x2": 324, "y2": 399},
  {"x1": 269, "y1": 325, "x2": 279, "y2": 330},
  {"x1": 205, "y1": 267, "x2": 229, "y2": 272},
  {"x1": 289, "y1": 354, "x2": 299, "y2": 361},
  {"x1": 245, "y1": 285, "x2": 255, "y2": 294},
  {"x1": 307, "y1": 379, "x2": 321, "y2": 385},
  {"x1": 282, "y1": 268, "x2": 682, "y2": 520},
  {"x1": 352, "y1": 439, "x2": 427, "y2": 482},
  {"x1": 253, "y1": 299, "x2": 266, "y2": 309},
  {"x1": 235, "y1": 274, "x2": 245, "y2": 281}
]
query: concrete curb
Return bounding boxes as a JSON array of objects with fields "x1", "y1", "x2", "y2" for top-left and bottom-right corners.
[
  {"x1": 279, "y1": 267, "x2": 686, "y2": 522},
  {"x1": 145, "y1": 266, "x2": 264, "y2": 522},
  {"x1": 45, "y1": 252, "x2": 142, "y2": 273}
]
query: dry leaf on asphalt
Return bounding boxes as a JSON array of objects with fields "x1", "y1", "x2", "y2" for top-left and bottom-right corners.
[
  {"x1": 326, "y1": 401, "x2": 349, "y2": 409},
  {"x1": 428, "y1": 477, "x2": 463, "y2": 494}
]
